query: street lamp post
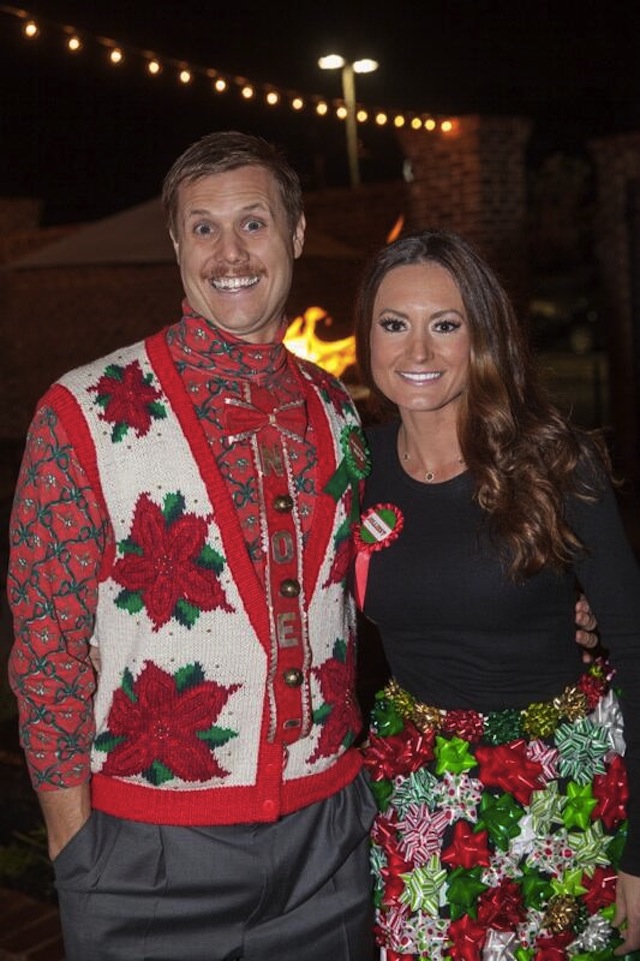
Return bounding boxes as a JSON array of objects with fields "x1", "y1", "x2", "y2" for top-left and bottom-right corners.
[
  {"x1": 318, "y1": 54, "x2": 379, "y2": 187},
  {"x1": 340, "y1": 62, "x2": 359, "y2": 189}
]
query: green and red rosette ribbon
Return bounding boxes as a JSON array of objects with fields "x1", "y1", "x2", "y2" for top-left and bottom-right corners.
[
  {"x1": 353, "y1": 502, "x2": 404, "y2": 609},
  {"x1": 323, "y1": 425, "x2": 371, "y2": 523}
]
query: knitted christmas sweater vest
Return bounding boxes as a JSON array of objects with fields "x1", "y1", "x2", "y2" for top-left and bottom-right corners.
[{"x1": 54, "y1": 329, "x2": 364, "y2": 825}]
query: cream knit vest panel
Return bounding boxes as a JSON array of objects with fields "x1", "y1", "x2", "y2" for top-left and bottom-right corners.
[{"x1": 56, "y1": 333, "x2": 364, "y2": 823}]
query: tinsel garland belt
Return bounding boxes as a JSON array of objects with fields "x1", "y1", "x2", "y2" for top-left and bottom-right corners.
[{"x1": 368, "y1": 658, "x2": 614, "y2": 745}]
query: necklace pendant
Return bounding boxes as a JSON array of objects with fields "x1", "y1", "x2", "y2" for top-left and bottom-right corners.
[{"x1": 425, "y1": 470, "x2": 435, "y2": 483}]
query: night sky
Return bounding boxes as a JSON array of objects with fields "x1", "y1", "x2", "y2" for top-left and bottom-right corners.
[{"x1": 1, "y1": 0, "x2": 638, "y2": 225}]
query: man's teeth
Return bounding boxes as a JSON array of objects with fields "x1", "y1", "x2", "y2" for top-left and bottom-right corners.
[{"x1": 212, "y1": 275, "x2": 259, "y2": 290}]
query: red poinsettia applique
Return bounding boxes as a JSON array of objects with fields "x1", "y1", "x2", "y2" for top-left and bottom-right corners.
[
  {"x1": 90, "y1": 360, "x2": 167, "y2": 441},
  {"x1": 308, "y1": 635, "x2": 357, "y2": 762},
  {"x1": 323, "y1": 517, "x2": 354, "y2": 588},
  {"x1": 113, "y1": 490, "x2": 234, "y2": 631},
  {"x1": 96, "y1": 660, "x2": 239, "y2": 784}
]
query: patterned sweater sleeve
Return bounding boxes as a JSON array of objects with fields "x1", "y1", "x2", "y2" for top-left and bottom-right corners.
[{"x1": 7, "y1": 394, "x2": 111, "y2": 790}]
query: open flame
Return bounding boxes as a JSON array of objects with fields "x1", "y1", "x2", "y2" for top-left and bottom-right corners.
[
  {"x1": 386, "y1": 214, "x2": 405, "y2": 244},
  {"x1": 284, "y1": 306, "x2": 356, "y2": 379},
  {"x1": 284, "y1": 214, "x2": 405, "y2": 383}
]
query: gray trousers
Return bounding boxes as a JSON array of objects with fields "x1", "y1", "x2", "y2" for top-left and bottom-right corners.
[{"x1": 53, "y1": 772, "x2": 377, "y2": 961}]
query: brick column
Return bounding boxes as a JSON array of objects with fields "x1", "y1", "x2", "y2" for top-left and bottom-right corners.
[
  {"x1": 589, "y1": 132, "x2": 640, "y2": 482},
  {"x1": 395, "y1": 115, "x2": 531, "y2": 303}
]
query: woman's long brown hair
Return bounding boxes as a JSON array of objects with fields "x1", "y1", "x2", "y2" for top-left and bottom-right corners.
[{"x1": 355, "y1": 228, "x2": 610, "y2": 580}]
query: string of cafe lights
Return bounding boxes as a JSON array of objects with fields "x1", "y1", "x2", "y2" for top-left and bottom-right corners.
[{"x1": 0, "y1": 3, "x2": 459, "y2": 135}]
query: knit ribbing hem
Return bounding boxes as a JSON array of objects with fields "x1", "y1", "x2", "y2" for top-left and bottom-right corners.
[{"x1": 91, "y1": 748, "x2": 364, "y2": 825}]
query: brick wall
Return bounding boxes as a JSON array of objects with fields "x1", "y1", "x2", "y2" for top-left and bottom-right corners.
[
  {"x1": 297, "y1": 116, "x2": 533, "y2": 321},
  {"x1": 589, "y1": 132, "x2": 640, "y2": 481},
  {"x1": 302, "y1": 181, "x2": 410, "y2": 258},
  {"x1": 397, "y1": 115, "x2": 532, "y2": 304}
]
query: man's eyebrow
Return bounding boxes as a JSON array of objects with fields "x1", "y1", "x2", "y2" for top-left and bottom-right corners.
[{"x1": 184, "y1": 201, "x2": 272, "y2": 218}]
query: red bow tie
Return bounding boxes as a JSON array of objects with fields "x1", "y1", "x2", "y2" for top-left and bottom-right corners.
[{"x1": 222, "y1": 398, "x2": 307, "y2": 442}]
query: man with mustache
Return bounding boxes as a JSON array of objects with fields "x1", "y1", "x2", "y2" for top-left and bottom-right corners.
[{"x1": 8, "y1": 131, "x2": 377, "y2": 961}]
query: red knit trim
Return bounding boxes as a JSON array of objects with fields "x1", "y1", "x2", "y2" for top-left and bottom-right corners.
[
  {"x1": 46, "y1": 383, "x2": 115, "y2": 578},
  {"x1": 145, "y1": 331, "x2": 270, "y2": 644},
  {"x1": 90, "y1": 747, "x2": 363, "y2": 825},
  {"x1": 285, "y1": 358, "x2": 339, "y2": 600}
]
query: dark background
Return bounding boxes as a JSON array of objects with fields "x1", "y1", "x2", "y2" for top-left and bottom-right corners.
[
  {"x1": 1, "y1": 0, "x2": 639, "y2": 224},
  {"x1": 1, "y1": 0, "x2": 639, "y2": 925}
]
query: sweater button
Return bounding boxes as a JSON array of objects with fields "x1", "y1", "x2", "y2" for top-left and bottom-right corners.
[
  {"x1": 263, "y1": 799, "x2": 277, "y2": 817},
  {"x1": 280, "y1": 578, "x2": 301, "y2": 598},
  {"x1": 273, "y1": 494, "x2": 294, "y2": 512},
  {"x1": 283, "y1": 668, "x2": 304, "y2": 687}
]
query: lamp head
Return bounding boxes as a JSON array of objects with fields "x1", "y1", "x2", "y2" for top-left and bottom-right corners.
[
  {"x1": 318, "y1": 54, "x2": 346, "y2": 70},
  {"x1": 353, "y1": 59, "x2": 378, "y2": 74}
]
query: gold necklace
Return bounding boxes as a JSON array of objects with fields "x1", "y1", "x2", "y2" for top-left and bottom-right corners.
[
  {"x1": 401, "y1": 450, "x2": 464, "y2": 483},
  {"x1": 400, "y1": 429, "x2": 464, "y2": 483}
]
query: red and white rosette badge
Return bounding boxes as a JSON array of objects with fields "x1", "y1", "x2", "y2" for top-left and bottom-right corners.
[{"x1": 354, "y1": 503, "x2": 404, "y2": 609}]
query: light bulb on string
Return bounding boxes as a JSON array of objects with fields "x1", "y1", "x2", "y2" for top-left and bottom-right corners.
[{"x1": 0, "y1": 5, "x2": 454, "y2": 136}]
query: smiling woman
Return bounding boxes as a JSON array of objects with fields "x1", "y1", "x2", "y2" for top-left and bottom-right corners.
[
  {"x1": 369, "y1": 262, "x2": 470, "y2": 436},
  {"x1": 354, "y1": 227, "x2": 640, "y2": 960}
]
